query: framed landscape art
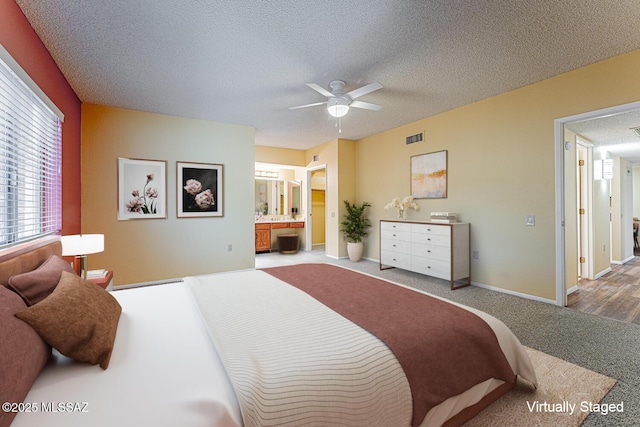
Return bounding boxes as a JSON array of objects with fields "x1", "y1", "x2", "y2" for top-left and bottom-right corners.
[
  {"x1": 410, "y1": 150, "x2": 447, "y2": 199},
  {"x1": 177, "y1": 161, "x2": 224, "y2": 218},
  {"x1": 117, "y1": 158, "x2": 167, "y2": 220}
]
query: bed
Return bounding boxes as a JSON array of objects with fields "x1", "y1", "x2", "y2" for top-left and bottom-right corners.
[{"x1": 1, "y1": 240, "x2": 536, "y2": 427}]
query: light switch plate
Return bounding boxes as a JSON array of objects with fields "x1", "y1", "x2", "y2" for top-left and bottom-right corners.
[{"x1": 526, "y1": 215, "x2": 535, "y2": 226}]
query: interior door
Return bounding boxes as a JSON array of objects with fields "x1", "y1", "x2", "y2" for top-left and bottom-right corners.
[
  {"x1": 312, "y1": 190, "x2": 326, "y2": 245},
  {"x1": 576, "y1": 139, "x2": 594, "y2": 280}
]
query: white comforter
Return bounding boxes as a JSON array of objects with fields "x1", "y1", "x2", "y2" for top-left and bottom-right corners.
[
  {"x1": 188, "y1": 270, "x2": 413, "y2": 427},
  {"x1": 13, "y1": 267, "x2": 536, "y2": 427},
  {"x1": 13, "y1": 282, "x2": 242, "y2": 427},
  {"x1": 186, "y1": 268, "x2": 537, "y2": 427}
]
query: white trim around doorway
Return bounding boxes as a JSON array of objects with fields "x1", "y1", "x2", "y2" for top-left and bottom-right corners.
[{"x1": 554, "y1": 100, "x2": 640, "y2": 307}]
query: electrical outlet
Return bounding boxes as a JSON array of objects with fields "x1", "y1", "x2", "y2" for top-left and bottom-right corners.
[
  {"x1": 227, "y1": 244, "x2": 232, "y2": 252},
  {"x1": 472, "y1": 250, "x2": 479, "y2": 260}
]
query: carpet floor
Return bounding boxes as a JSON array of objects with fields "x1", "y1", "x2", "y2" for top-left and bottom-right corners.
[{"x1": 256, "y1": 251, "x2": 640, "y2": 426}]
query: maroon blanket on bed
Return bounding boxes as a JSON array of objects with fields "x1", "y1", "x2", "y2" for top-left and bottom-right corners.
[{"x1": 261, "y1": 263, "x2": 515, "y2": 427}]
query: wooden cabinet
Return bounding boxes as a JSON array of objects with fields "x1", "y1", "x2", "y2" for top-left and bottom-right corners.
[
  {"x1": 271, "y1": 221, "x2": 304, "y2": 229},
  {"x1": 255, "y1": 223, "x2": 271, "y2": 253},
  {"x1": 255, "y1": 221, "x2": 305, "y2": 253},
  {"x1": 380, "y1": 220, "x2": 470, "y2": 289}
]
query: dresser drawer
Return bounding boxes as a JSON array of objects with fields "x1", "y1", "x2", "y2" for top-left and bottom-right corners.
[
  {"x1": 381, "y1": 251, "x2": 411, "y2": 270},
  {"x1": 411, "y1": 243, "x2": 450, "y2": 262},
  {"x1": 381, "y1": 221, "x2": 411, "y2": 233},
  {"x1": 412, "y1": 233, "x2": 450, "y2": 247},
  {"x1": 381, "y1": 238, "x2": 411, "y2": 254},
  {"x1": 411, "y1": 256, "x2": 451, "y2": 280},
  {"x1": 410, "y1": 223, "x2": 451, "y2": 237},
  {"x1": 381, "y1": 228, "x2": 412, "y2": 242}
]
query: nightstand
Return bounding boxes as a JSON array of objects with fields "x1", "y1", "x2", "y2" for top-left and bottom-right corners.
[{"x1": 87, "y1": 271, "x2": 114, "y2": 291}]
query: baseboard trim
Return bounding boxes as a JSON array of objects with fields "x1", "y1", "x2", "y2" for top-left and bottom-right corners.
[
  {"x1": 471, "y1": 281, "x2": 557, "y2": 305},
  {"x1": 611, "y1": 255, "x2": 635, "y2": 265},
  {"x1": 594, "y1": 267, "x2": 612, "y2": 280},
  {"x1": 567, "y1": 285, "x2": 579, "y2": 295}
]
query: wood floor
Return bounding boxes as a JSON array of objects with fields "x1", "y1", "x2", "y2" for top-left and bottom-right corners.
[{"x1": 567, "y1": 256, "x2": 640, "y2": 325}]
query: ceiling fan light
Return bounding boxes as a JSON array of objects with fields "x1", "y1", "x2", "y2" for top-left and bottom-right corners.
[{"x1": 328, "y1": 104, "x2": 349, "y2": 118}]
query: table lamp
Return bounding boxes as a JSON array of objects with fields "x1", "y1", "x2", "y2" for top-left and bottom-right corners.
[{"x1": 61, "y1": 234, "x2": 104, "y2": 279}]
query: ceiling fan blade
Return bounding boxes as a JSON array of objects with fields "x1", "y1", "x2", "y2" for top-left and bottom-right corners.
[
  {"x1": 306, "y1": 83, "x2": 335, "y2": 98},
  {"x1": 288, "y1": 101, "x2": 327, "y2": 110},
  {"x1": 350, "y1": 100, "x2": 382, "y2": 111},
  {"x1": 346, "y1": 82, "x2": 383, "y2": 99}
]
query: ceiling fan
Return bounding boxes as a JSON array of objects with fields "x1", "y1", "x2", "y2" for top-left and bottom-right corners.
[{"x1": 289, "y1": 80, "x2": 383, "y2": 117}]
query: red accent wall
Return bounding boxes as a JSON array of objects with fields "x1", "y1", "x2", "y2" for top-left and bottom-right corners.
[{"x1": 0, "y1": 0, "x2": 82, "y2": 235}]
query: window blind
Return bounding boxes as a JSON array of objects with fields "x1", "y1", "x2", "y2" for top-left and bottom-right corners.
[{"x1": 0, "y1": 54, "x2": 62, "y2": 249}]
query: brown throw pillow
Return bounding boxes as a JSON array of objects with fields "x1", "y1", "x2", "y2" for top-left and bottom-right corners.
[
  {"x1": 15, "y1": 271, "x2": 122, "y2": 369},
  {"x1": 8, "y1": 255, "x2": 76, "y2": 306},
  {"x1": 0, "y1": 286, "x2": 51, "y2": 426}
]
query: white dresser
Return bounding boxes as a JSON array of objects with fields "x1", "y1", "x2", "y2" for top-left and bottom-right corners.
[{"x1": 379, "y1": 220, "x2": 470, "y2": 289}]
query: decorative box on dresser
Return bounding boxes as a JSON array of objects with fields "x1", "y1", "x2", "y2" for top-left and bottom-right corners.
[{"x1": 379, "y1": 220, "x2": 470, "y2": 289}]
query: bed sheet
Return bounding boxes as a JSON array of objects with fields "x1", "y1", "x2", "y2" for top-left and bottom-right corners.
[{"x1": 11, "y1": 282, "x2": 242, "y2": 427}]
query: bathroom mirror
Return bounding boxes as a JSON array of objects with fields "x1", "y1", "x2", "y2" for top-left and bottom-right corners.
[{"x1": 255, "y1": 180, "x2": 301, "y2": 216}]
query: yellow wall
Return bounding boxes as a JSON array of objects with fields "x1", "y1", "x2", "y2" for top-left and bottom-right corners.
[
  {"x1": 611, "y1": 157, "x2": 634, "y2": 262},
  {"x1": 82, "y1": 104, "x2": 255, "y2": 285},
  {"x1": 304, "y1": 139, "x2": 356, "y2": 258},
  {"x1": 357, "y1": 49, "x2": 640, "y2": 300},
  {"x1": 255, "y1": 145, "x2": 306, "y2": 166}
]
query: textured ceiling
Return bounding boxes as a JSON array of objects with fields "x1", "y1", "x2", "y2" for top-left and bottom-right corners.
[
  {"x1": 14, "y1": 0, "x2": 640, "y2": 151},
  {"x1": 567, "y1": 110, "x2": 640, "y2": 163}
]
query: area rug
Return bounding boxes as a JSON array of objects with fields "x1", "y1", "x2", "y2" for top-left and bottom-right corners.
[{"x1": 465, "y1": 347, "x2": 617, "y2": 426}]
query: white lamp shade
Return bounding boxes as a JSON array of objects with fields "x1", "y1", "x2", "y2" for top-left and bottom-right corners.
[
  {"x1": 327, "y1": 104, "x2": 349, "y2": 118},
  {"x1": 327, "y1": 97, "x2": 350, "y2": 118},
  {"x1": 61, "y1": 234, "x2": 104, "y2": 256}
]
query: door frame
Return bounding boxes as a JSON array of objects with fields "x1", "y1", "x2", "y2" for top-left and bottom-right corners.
[
  {"x1": 305, "y1": 164, "x2": 327, "y2": 251},
  {"x1": 576, "y1": 137, "x2": 594, "y2": 280},
  {"x1": 554, "y1": 100, "x2": 640, "y2": 306}
]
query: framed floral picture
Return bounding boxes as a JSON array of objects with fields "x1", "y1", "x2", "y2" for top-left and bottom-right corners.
[
  {"x1": 117, "y1": 158, "x2": 167, "y2": 220},
  {"x1": 410, "y1": 150, "x2": 447, "y2": 199},
  {"x1": 177, "y1": 162, "x2": 223, "y2": 218}
]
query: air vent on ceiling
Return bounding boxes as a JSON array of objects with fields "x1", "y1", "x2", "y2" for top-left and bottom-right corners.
[
  {"x1": 630, "y1": 126, "x2": 640, "y2": 138},
  {"x1": 406, "y1": 132, "x2": 424, "y2": 145}
]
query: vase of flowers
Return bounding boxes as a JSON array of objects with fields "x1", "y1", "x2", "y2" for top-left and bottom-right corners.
[{"x1": 384, "y1": 196, "x2": 419, "y2": 219}]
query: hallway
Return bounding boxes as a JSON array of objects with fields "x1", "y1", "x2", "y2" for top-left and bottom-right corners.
[{"x1": 568, "y1": 257, "x2": 640, "y2": 325}]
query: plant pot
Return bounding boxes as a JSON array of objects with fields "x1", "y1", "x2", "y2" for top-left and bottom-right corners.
[{"x1": 347, "y1": 242, "x2": 364, "y2": 262}]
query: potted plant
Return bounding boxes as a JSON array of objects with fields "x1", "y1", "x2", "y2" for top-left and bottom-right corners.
[{"x1": 340, "y1": 200, "x2": 371, "y2": 262}]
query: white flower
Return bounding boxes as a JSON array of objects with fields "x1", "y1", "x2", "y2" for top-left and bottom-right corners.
[
  {"x1": 384, "y1": 197, "x2": 402, "y2": 210},
  {"x1": 401, "y1": 196, "x2": 419, "y2": 211},
  {"x1": 145, "y1": 187, "x2": 159, "y2": 198},
  {"x1": 384, "y1": 196, "x2": 419, "y2": 217},
  {"x1": 195, "y1": 189, "x2": 214, "y2": 209},
  {"x1": 184, "y1": 179, "x2": 202, "y2": 196}
]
